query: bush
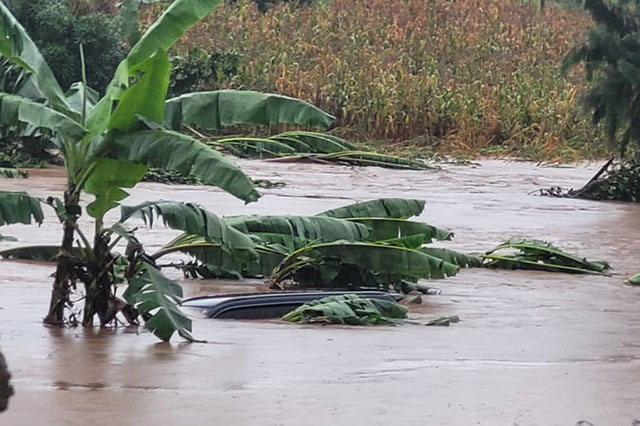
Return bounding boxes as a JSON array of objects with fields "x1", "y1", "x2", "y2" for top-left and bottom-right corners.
[
  {"x1": 169, "y1": 47, "x2": 241, "y2": 96},
  {"x1": 169, "y1": 0, "x2": 608, "y2": 160},
  {"x1": 4, "y1": 0, "x2": 125, "y2": 93}
]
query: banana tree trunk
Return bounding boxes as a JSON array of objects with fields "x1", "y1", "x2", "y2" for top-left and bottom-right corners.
[
  {"x1": 0, "y1": 350, "x2": 12, "y2": 412},
  {"x1": 44, "y1": 190, "x2": 79, "y2": 325},
  {"x1": 82, "y1": 231, "x2": 112, "y2": 327}
]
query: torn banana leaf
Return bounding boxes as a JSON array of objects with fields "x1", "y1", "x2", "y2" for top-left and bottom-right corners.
[
  {"x1": 154, "y1": 233, "x2": 285, "y2": 278},
  {"x1": 483, "y1": 239, "x2": 610, "y2": 274},
  {"x1": 225, "y1": 215, "x2": 369, "y2": 250},
  {"x1": 211, "y1": 137, "x2": 295, "y2": 159},
  {"x1": 124, "y1": 259, "x2": 194, "y2": 342},
  {"x1": 282, "y1": 294, "x2": 407, "y2": 326},
  {"x1": 269, "y1": 241, "x2": 460, "y2": 291}
]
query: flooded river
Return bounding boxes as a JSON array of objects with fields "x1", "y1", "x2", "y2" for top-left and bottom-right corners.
[{"x1": 0, "y1": 160, "x2": 638, "y2": 425}]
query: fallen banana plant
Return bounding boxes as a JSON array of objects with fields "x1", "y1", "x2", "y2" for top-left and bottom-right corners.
[
  {"x1": 281, "y1": 294, "x2": 408, "y2": 325},
  {"x1": 483, "y1": 239, "x2": 610, "y2": 274},
  {"x1": 210, "y1": 131, "x2": 431, "y2": 170}
]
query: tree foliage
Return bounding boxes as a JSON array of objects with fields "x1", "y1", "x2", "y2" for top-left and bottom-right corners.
[{"x1": 564, "y1": 0, "x2": 640, "y2": 154}]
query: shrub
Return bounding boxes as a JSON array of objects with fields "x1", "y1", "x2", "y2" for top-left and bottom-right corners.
[{"x1": 169, "y1": 47, "x2": 241, "y2": 96}]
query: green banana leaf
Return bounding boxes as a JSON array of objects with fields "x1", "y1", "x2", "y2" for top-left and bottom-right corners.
[
  {"x1": 626, "y1": 273, "x2": 640, "y2": 286},
  {"x1": 0, "y1": 94, "x2": 87, "y2": 141},
  {"x1": 108, "y1": 50, "x2": 171, "y2": 132},
  {"x1": 349, "y1": 217, "x2": 453, "y2": 243},
  {"x1": 0, "y1": 191, "x2": 44, "y2": 226},
  {"x1": 164, "y1": 90, "x2": 334, "y2": 131},
  {"x1": 225, "y1": 215, "x2": 370, "y2": 250},
  {"x1": 0, "y1": 2, "x2": 72, "y2": 115},
  {"x1": 483, "y1": 239, "x2": 610, "y2": 274},
  {"x1": 87, "y1": 0, "x2": 223, "y2": 137},
  {"x1": 316, "y1": 151, "x2": 430, "y2": 170},
  {"x1": 270, "y1": 241, "x2": 460, "y2": 291},
  {"x1": 272, "y1": 130, "x2": 355, "y2": 153},
  {"x1": 212, "y1": 137, "x2": 296, "y2": 159},
  {"x1": 109, "y1": 129, "x2": 260, "y2": 203},
  {"x1": 266, "y1": 135, "x2": 313, "y2": 152},
  {"x1": 155, "y1": 234, "x2": 284, "y2": 278},
  {"x1": 282, "y1": 294, "x2": 407, "y2": 326},
  {"x1": 421, "y1": 247, "x2": 483, "y2": 268},
  {"x1": 124, "y1": 260, "x2": 194, "y2": 342},
  {"x1": 64, "y1": 82, "x2": 99, "y2": 116},
  {"x1": 128, "y1": 0, "x2": 221, "y2": 66},
  {"x1": 317, "y1": 198, "x2": 425, "y2": 219},
  {"x1": 84, "y1": 159, "x2": 148, "y2": 218},
  {"x1": 120, "y1": 200, "x2": 255, "y2": 250}
]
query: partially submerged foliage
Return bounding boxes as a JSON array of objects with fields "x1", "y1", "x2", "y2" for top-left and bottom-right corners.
[
  {"x1": 213, "y1": 131, "x2": 430, "y2": 170},
  {"x1": 154, "y1": 198, "x2": 467, "y2": 293},
  {"x1": 541, "y1": 154, "x2": 640, "y2": 202},
  {"x1": 483, "y1": 239, "x2": 610, "y2": 274},
  {"x1": 0, "y1": 0, "x2": 336, "y2": 341},
  {"x1": 281, "y1": 294, "x2": 408, "y2": 325},
  {"x1": 625, "y1": 273, "x2": 640, "y2": 286},
  {"x1": 0, "y1": 191, "x2": 44, "y2": 227}
]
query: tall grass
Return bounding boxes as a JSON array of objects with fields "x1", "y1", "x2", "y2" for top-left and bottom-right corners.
[{"x1": 146, "y1": 0, "x2": 607, "y2": 160}]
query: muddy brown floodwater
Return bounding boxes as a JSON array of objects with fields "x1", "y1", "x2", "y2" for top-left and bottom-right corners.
[{"x1": 0, "y1": 160, "x2": 639, "y2": 426}]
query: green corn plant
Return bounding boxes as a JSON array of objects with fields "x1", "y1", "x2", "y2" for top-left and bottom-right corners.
[{"x1": 0, "y1": 0, "x2": 333, "y2": 341}]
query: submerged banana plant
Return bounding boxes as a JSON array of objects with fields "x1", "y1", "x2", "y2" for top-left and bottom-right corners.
[
  {"x1": 483, "y1": 239, "x2": 611, "y2": 274},
  {"x1": 147, "y1": 198, "x2": 474, "y2": 293}
]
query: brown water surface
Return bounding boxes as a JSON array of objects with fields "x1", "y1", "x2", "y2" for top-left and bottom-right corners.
[{"x1": 0, "y1": 160, "x2": 638, "y2": 425}]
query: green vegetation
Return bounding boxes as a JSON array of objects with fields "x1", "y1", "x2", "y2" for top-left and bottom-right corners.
[
  {"x1": 211, "y1": 130, "x2": 432, "y2": 169},
  {"x1": 155, "y1": 0, "x2": 609, "y2": 160},
  {"x1": 282, "y1": 294, "x2": 408, "y2": 326},
  {"x1": 3, "y1": 0, "x2": 125, "y2": 93},
  {"x1": 626, "y1": 273, "x2": 640, "y2": 286},
  {"x1": 0, "y1": 0, "x2": 333, "y2": 341},
  {"x1": 483, "y1": 239, "x2": 610, "y2": 274},
  {"x1": 564, "y1": 0, "x2": 640, "y2": 155}
]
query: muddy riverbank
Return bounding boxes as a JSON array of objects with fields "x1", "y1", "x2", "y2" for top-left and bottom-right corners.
[{"x1": 0, "y1": 160, "x2": 638, "y2": 425}]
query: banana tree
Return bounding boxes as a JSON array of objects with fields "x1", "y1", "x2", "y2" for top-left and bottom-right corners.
[{"x1": 0, "y1": 0, "x2": 333, "y2": 339}]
